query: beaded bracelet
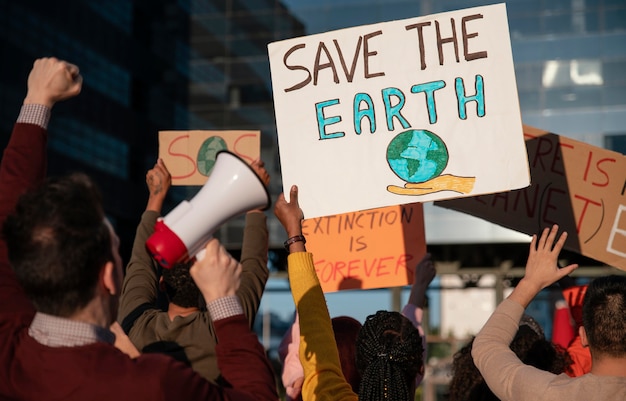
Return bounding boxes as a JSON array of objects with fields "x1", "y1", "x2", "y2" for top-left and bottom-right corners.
[{"x1": 284, "y1": 235, "x2": 306, "y2": 251}]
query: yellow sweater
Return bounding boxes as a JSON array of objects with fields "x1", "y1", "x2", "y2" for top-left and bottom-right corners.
[{"x1": 287, "y1": 252, "x2": 358, "y2": 401}]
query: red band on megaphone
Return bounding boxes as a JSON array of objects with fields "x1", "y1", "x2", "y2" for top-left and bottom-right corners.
[{"x1": 146, "y1": 220, "x2": 189, "y2": 269}]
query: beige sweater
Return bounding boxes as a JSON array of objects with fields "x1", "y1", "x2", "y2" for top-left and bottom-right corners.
[{"x1": 472, "y1": 299, "x2": 626, "y2": 401}]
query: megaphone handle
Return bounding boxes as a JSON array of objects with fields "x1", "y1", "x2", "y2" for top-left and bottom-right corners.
[
  {"x1": 195, "y1": 248, "x2": 207, "y2": 262},
  {"x1": 192, "y1": 235, "x2": 214, "y2": 262}
]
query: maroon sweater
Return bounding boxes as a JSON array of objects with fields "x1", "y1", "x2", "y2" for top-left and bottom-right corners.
[{"x1": 0, "y1": 122, "x2": 278, "y2": 401}]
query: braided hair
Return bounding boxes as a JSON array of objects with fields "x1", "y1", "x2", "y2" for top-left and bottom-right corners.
[{"x1": 356, "y1": 310, "x2": 423, "y2": 400}]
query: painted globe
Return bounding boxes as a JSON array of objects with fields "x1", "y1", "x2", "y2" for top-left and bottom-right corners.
[
  {"x1": 197, "y1": 136, "x2": 227, "y2": 176},
  {"x1": 386, "y1": 129, "x2": 449, "y2": 183}
]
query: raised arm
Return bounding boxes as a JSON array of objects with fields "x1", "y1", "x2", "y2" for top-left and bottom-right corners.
[
  {"x1": 402, "y1": 252, "x2": 436, "y2": 386},
  {"x1": 118, "y1": 159, "x2": 171, "y2": 332},
  {"x1": 237, "y1": 159, "x2": 270, "y2": 327},
  {"x1": 275, "y1": 185, "x2": 357, "y2": 401},
  {"x1": 507, "y1": 226, "x2": 578, "y2": 308},
  {"x1": 472, "y1": 225, "x2": 578, "y2": 400},
  {"x1": 0, "y1": 57, "x2": 81, "y2": 317},
  {"x1": 190, "y1": 238, "x2": 278, "y2": 401}
]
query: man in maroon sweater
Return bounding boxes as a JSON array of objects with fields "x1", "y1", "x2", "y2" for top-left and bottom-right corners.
[{"x1": 0, "y1": 57, "x2": 278, "y2": 401}]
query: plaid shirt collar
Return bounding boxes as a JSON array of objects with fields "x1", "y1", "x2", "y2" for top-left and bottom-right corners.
[{"x1": 28, "y1": 312, "x2": 115, "y2": 347}]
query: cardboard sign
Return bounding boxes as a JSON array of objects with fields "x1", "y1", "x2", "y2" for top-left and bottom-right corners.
[
  {"x1": 268, "y1": 3, "x2": 529, "y2": 219},
  {"x1": 436, "y1": 125, "x2": 626, "y2": 272},
  {"x1": 303, "y1": 203, "x2": 426, "y2": 292},
  {"x1": 159, "y1": 130, "x2": 260, "y2": 185}
]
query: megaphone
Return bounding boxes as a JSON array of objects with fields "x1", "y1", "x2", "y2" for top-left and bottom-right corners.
[{"x1": 146, "y1": 150, "x2": 270, "y2": 268}]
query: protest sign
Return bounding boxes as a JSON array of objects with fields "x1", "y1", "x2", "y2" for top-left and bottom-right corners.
[
  {"x1": 303, "y1": 203, "x2": 426, "y2": 292},
  {"x1": 436, "y1": 125, "x2": 626, "y2": 272},
  {"x1": 159, "y1": 130, "x2": 260, "y2": 185},
  {"x1": 268, "y1": 3, "x2": 529, "y2": 219}
]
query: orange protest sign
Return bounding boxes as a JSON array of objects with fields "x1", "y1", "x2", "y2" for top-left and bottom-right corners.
[
  {"x1": 303, "y1": 203, "x2": 426, "y2": 292},
  {"x1": 159, "y1": 130, "x2": 260, "y2": 185},
  {"x1": 436, "y1": 124, "x2": 626, "y2": 272}
]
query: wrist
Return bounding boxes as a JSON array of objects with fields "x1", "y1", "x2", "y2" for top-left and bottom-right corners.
[
  {"x1": 408, "y1": 291, "x2": 426, "y2": 308},
  {"x1": 24, "y1": 94, "x2": 54, "y2": 108},
  {"x1": 508, "y1": 279, "x2": 541, "y2": 308},
  {"x1": 286, "y1": 227, "x2": 303, "y2": 237},
  {"x1": 284, "y1": 235, "x2": 306, "y2": 253},
  {"x1": 146, "y1": 197, "x2": 164, "y2": 212},
  {"x1": 206, "y1": 295, "x2": 243, "y2": 321}
]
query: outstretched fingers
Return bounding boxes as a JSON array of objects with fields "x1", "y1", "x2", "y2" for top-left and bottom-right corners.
[{"x1": 525, "y1": 224, "x2": 578, "y2": 290}]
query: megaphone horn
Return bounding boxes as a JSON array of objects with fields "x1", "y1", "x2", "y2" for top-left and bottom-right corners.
[{"x1": 146, "y1": 150, "x2": 270, "y2": 268}]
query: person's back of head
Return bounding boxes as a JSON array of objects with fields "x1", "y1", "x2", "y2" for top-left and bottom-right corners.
[
  {"x1": 331, "y1": 316, "x2": 362, "y2": 393},
  {"x1": 2, "y1": 173, "x2": 114, "y2": 317},
  {"x1": 356, "y1": 310, "x2": 423, "y2": 401},
  {"x1": 449, "y1": 339, "x2": 495, "y2": 401},
  {"x1": 162, "y1": 260, "x2": 202, "y2": 308},
  {"x1": 582, "y1": 275, "x2": 626, "y2": 358},
  {"x1": 449, "y1": 315, "x2": 572, "y2": 401}
]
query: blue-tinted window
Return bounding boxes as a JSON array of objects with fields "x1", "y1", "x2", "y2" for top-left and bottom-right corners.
[
  {"x1": 378, "y1": 1, "x2": 423, "y2": 22},
  {"x1": 545, "y1": 86, "x2": 602, "y2": 109},
  {"x1": 187, "y1": 0, "x2": 222, "y2": 15},
  {"x1": 605, "y1": 8, "x2": 626, "y2": 31},
  {"x1": 50, "y1": 119, "x2": 129, "y2": 179},
  {"x1": 604, "y1": 85, "x2": 626, "y2": 106},
  {"x1": 604, "y1": 0, "x2": 626, "y2": 8},
  {"x1": 604, "y1": 60, "x2": 626, "y2": 84},
  {"x1": 85, "y1": 0, "x2": 132, "y2": 34},
  {"x1": 515, "y1": 63, "x2": 544, "y2": 92},
  {"x1": 544, "y1": 0, "x2": 574, "y2": 12},
  {"x1": 517, "y1": 90, "x2": 542, "y2": 112},
  {"x1": 508, "y1": 15, "x2": 542, "y2": 38},
  {"x1": 604, "y1": 134, "x2": 626, "y2": 155},
  {"x1": 543, "y1": 13, "x2": 573, "y2": 35}
]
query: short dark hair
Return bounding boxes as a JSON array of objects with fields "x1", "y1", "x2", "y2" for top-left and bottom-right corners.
[
  {"x1": 356, "y1": 310, "x2": 423, "y2": 401},
  {"x1": 582, "y1": 275, "x2": 626, "y2": 357},
  {"x1": 3, "y1": 173, "x2": 113, "y2": 317},
  {"x1": 162, "y1": 260, "x2": 202, "y2": 308}
]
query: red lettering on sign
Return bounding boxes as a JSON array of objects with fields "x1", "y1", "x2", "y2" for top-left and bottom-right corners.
[
  {"x1": 376, "y1": 256, "x2": 392, "y2": 277},
  {"x1": 395, "y1": 254, "x2": 414, "y2": 275},
  {"x1": 531, "y1": 136, "x2": 574, "y2": 176},
  {"x1": 573, "y1": 194, "x2": 602, "y2": 233},
  {"x1": 583, "y1": 153, "x2": 615, "y2": 187},
  {"x1": 168, "y1": 135, "x2": 196, "y2": 179},
  {"x1": 233, "y1": 133, "x2": 257, "y2": 163},
  {"x1": 314, "y1": 255, "x2": 414, "y2": 283}
]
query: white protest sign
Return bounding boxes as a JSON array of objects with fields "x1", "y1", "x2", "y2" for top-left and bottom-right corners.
[{"x1": 268, "y1": 3, "x2": 529, "y2": 219}]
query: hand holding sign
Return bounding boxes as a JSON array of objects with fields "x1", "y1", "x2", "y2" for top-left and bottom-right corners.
[
  {"x1": 274, "y1": 185, "x2": 306, "y2": 249},
  {"x1": 269, "y1": 4, "x2": 529, "y2": 219}
]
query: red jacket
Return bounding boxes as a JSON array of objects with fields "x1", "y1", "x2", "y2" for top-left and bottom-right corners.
[{"x1": 0, "y1": 122, "x2": 278, "y2": 401}]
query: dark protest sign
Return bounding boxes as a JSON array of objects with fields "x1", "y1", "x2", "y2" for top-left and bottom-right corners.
[{"x1": 436, "y1": 125, "x2": 626, "y2": 271}]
